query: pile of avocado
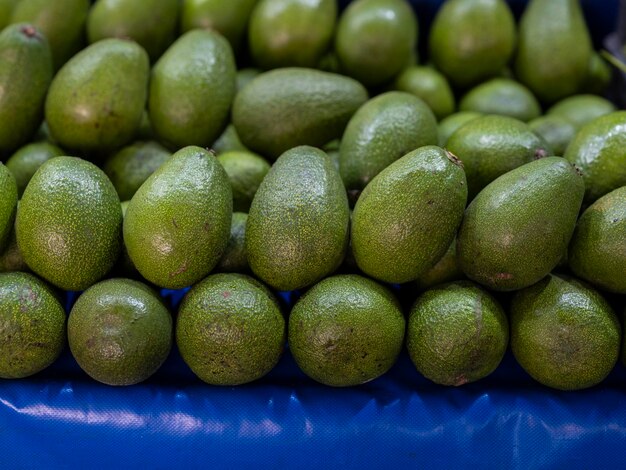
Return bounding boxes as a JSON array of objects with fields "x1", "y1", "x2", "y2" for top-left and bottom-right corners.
[{"x1": 0, "y1": 0, "x2": 624, "y2": 392}]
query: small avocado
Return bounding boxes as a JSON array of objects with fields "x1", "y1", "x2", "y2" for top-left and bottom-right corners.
[
  {"x1": 289, "y1": 274, "x2": 405, "y2": 387},
  {"x1": 515, "y1": 0, "x2": 592, "y2": 103},
  {"x1": 0, "y1": 24, "x2": 53, "y2": 155},
  {"x1": 459, "y1": 78, "x2": 541, "y2": 123},
  {"x1": 568, "y1": 187, "x2": 626, "y2": 294},
  {"x1": 87, "y1": 0, "x2": 179, "y2": 62},
  {"x1": 177, "y1": 273, "x2": 285, "y2": 386},
  {"x1": 437, "y1": 111, "x2": 482, "y2": 146},
  {"x1": 0, "y1": 272, "x2": 66, "y2": 379},
  {"x1": 69, "y1": 278, "x2": 172, "y2": 386},
  {"x1": 565, "y1": 111, "x2": 626, "y2": 203},
  {"x1": 124, "y1": 146, "x2": 232, "y2": 290},
  {"x1": 11, "y1": 0, "x2": 89, "y2": 70},
  {"x1": 16, "y1": 157, "x2": 122, "y2": 291},
  {"x1": 351, "y1": 146, "x2": 467, "y2": 284},
  {"x1": 511, "y1": 274, "x2": 621, "y2": 391},
  {"x1": 180, "y1": 0, "x2": 258, "y2": 52},
  {"x1": 246, "y1": 146, "x2": 349, "y2": 291},
  {"x1": 335, "y1": 0, "x2": 417, "y2": 87},
  {"x1": 339, "y1": 91, "x2": 439, "y2": 192},
  {"x1": 528, "y1": 115, "x2": 576, "y2": 156},
  {"x1": 0, "y1": 163, "x2": 18, "y2": 252},
  {"x1": 103, "y1": 141, "x2": 171, "y2": 202},
  {"x1": 233, "y1": 68, "x2": 368, "y2": 160},
  {"x1": 392, "y1": 66, "x2": 455, "y2": 120},
  {"x1": 217, "y1": 151, "x2": 271, "y2": 212},
  {"x1": 217, "y1": 212, "x2": 249, "y2": 274},
  {"x1": 429, "y1": 0, "x2": 516, "y2": 88},
  {"x1": 6, "y1": 142, "x2": 63, "y2": 197},
  {"x1": 248, "y1": 0, "x2": 337, "y2": 69},
  {"x1": 547, "y1": 94, "x2": 616, "y2": 130},
  {"x1": 45, "y1": 39, "x2": 150, "y2": 155},
  {"x1": 415, "y1": 239, "x2": 464, "y2": 291},
  {"x1": 149, "y1": 30, "x2": 236, "y2": 149},
  {"x1": 446, "y1": 115, "x2": 552, "y2": 200},
  {"x1": 407, "y1": 281, "x2": 508, "y2": 386},
  {"x1": 458, "y1": 157, "x2": 584, "y2": 291}
]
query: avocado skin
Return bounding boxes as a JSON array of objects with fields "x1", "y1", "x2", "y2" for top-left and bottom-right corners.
[
  {"x1": 446, "y1": 115, "x2": 552, "y2": 200},
  {"x1": 564, "y1": 111, "x2": 626, "y2": 203},
  {"x1": 124, "y1": 146, "x2": 232, "y2": 290},
  {"x1": 547, "y1": 95, "x2": 617, "y2": 130},
  {"x1": 0, "y1": 272, "x2": 66, "y2": 379},
  {"x1": 0, "y1": 24, "x2": 53, "y2": 155},
  {"x1": 528, "y1": 115, "x2": 576, "y2": 157},
  {"x1": 458, "y1": 157, "x2": 584, "y2": 292},
  {"x1": 569, "y1": 187, "x2": 626, "y2": 294},
  {"x1": 429, "y1": 0, "x2": 516, "y2": 89},
  {"x1": 45, "y1": 39, "x2": 149, "y2": 154},
  {"x1": 87, "y1": 0, "x2": 179, "y2": 62},
  {"x1": 438, "y1": 111, "x2": 482, "y2": 146},
  {"x1": 515, "y1": 0, "x2": 592, "y2": 103},
  {"x1": 0, "y1": 163, "x2": 18, "y2": 252},
  {"x1": 248, "y1": 0, "x2": 336, "y2": 69},
  {"x1": 351, "y1": 146, "x2": 467, "y2": 284},
  {"x1": 339, "y1": 91, "x2": 438, "y2": 192},
  {"x1": 392, "y1": 66, "x2": 455, "y2": 121},
  {"x1": 6, "y1": 142, "x2": 63, "y2": 197},
  {"x1": 246, "y1": 146, "x2": 349, "y2": 292},
  {"x1": 16, "y1": 157, "x2": 122, "y2": 291},
  {"x1": 149, "y1": 30, "x2": 236, "y2": 149},
  {"x1": 511, "y1": 274, "x2": 621, "y2": 391},
  {"x1": 233, "y1": 68, "x2": 368, "y2": 160},
  {"x1": 217, "y1": 151, "x2": 271, "y2": 212},
  {"x1": 0, "y1": 221, "x2": 29, "y2": 274},
  {"x1": 217, "y1": 212, "x2": 249, "y2": 274},
  {"x1": 415, "y1": 240, "x2": 465, "y2": 291}
]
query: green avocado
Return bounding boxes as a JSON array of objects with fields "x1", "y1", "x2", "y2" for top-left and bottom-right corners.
[
  {"x1": 457, "y1": 157, "x2": 584, "y2": 291},
  {"x1": 0, "y1": 221, "x2": 29, "y2": 274},
  {"x1": 45, "y1": 39, "x2": 149, "y2": 155},
  {"x1": 211, "y1": 124, "x2": 249, "y2": 155},
  {"x1": 246, "y1": 146, "x2": 349, "y2": 291},
  {"x1": 351, "y1": 146, "x2": 467, "y2": 284},
  {"x1": 217, "y1": 151, "x2": 271, "y2": 212},
  {"x1": 0, "y1": 163, "x2": 18, "y2": 252},
  {"x1": 16, "y1": 157, "x2": 122, "y2": 291},
  {"x1": 547, "y1": 94, "x2": 617, "y2": 130},
  {"x1": 0, "y1": 24, "x2": 52, "y2": 156},
  {"x1": 124, "y1": 146, "x2": 232, "y2": 290},
  {"x1": 149, "y1": 29, "x2": 236, "y2": 149},
  {"x1": 392, "y1": 66, "x2": 455, "y2": 121},
  {"x1": 582, "y1": 52, "x2": 612, "y2": 95},
  {"x1": 6, "y1": 142, "x2": 63, "y2": 197},
  {"x1": 0, "y1": 0, "x2": 19, "y2": 29},
  {"x1": 528, "y1": 115, "x2": 576, "y2": 157},
  {"x1": 216, "y1": 212, "x2": 249, "y2": 274},
  {"x1": 339, "y1": 91, "x2": 438, "y2": 192},
  {"x1": 437, "y1": 111, "x2": 482, "y2": 146},
  {"x1": 232, "y1": 68, "x2": 368, "y2": 160},
  {"x1": 459, "y1": 78, "x2": 541, "y2": 122},
  {"x1": 415, "y1": 240, "x2": 464, "y2": 291}
]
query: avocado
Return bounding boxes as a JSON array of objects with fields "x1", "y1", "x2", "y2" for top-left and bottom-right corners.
[
  {"x1": 103, "y1": 141, "x2": 171, "y2": 202},
  {"x1": 583, "y1": 52, "x2": 612, "y2": 95},
  {"x1": 0, "y1": 163, "x2": 18, "y2": 252},
  {"x1": 515, "y1": 0, "x2": 592, "y2": 103},
  {"x1": 87, "y1": 0, "x2": 179, "y2": 62},
  {"x1": 458, "y1": 157, "x2": 584, "y2": 291},
  {"x1": 246, "y1": 146, "x2": 349, "y2": 291},
  {"x1": 288, "y1": 274, "x2": 405, "y2": 387},
  {"x1": 528, "y1": 115, "x2": 576, "y2": 156},
  {"x1": 547, "y1": 94, "x2": 616, "y2": 130},
  {"x1": 511, "y1": 274, "x2": 621, "y2": 391},
  {"x1": 0, "y1": 0, "x2": 19, "y2": 30},
  {"x1": 149, "y1": 30, "x2": 236, "y2": 149},
  {"x1": 216, "y1": 212, "x2": 249, "y2": 274},
  {"x1": 392, "y1": 66, "x2": 455, "y2": 120},
  {"x1": 335, "y1": 0, "x2": 417, "y2": 87},
  {"x1": 437, "y1": 111, "x2": 482, "y2": 146},
  {"x1": 429, "y1": 0, "x2": 516, "y2": 88},
  {"x1": 217, "y1": 151, "x2": 271, "y2": 212},
  {"x1": 6, "y1": 142, "x2": 63, "y2": 197},
  {"x1": 176, "y1": 273, "x2": 285, "y2": 386},
  {"x1": 565, "y1": 111, "x2": 626, "y2": 203},
  {"x1": 569, "y1": 187, "x2": 626, "y2": 294},
  {"x1": 0, "y1": 272, "x2": 66, "y2": 379},
  {"x1": 68, "y1": 278, "x2": 172, "y2": 386},
  {"x1": 232, "y1": 68, "x2": 368, "y2": 160},
  {"x1": 446, "y1": 115, "x2": 551, "y2": 200},
  {"x1": 16, "y1": 157, "x2": 122, "y2": 291},
  {"x1": 407, "y1": 281, "x2": 508, "y2": 386},
  {"x1": 180, "y1": 0, "x2": 257, "y2": 52},
  {"x1": 351, "y1": 146, "x2": 467, "y2": 284},
  {"x1": 45, "y1": 39, "x2": 149, "y2": 155},
  {"x1": 0, "y1": 24, "x2": 53, "y2": 155},
  {"x1": 11, "y1": 0, "x2": 89, "y2": 70},
  {"x1": 211, "y1": 124, "x2": 249, "y2": 155},
  {"x1": 415, "y1": 239, "x2": 464, "y2": 291},
  {"x1": 339, "y1": 91, "x2": 438, "y2": 192},
  {"x1": 114, "y1": 201, "x2": 139, "y2": 279},
  {"x1": 459, "y1": 78, "x2": 541, "y2": 122},
  {"x1": 248, "y1": 0, "x2": 336, "y2": 69},
  {"x1": 124, "y1": 146, "x2": 232, "y2": 290},
  {"x1": 0, "y1": 222, "x2": 29, "y2": 274}
]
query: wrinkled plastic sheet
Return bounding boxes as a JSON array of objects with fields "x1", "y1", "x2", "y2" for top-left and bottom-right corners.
[{"x1": 1, "y1": 289, "x2": 626, "y2": 469}]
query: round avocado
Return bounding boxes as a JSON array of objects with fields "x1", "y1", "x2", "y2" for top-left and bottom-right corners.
[
  {"x1": 547, "y1": 94, "x2": 616, "y2": 130},
  {"x1": 528, "y1": 115, "x2": 576, "y2": 157},
  {"x1": 5, "y1": 142, "x2": 63, "y2": 197},
  {"x1": 217, "y1": 151, "x2": 270, "y2": 212},
  {"x1": 392, "y1": 66, "x2": 455, "y2": 121}
]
